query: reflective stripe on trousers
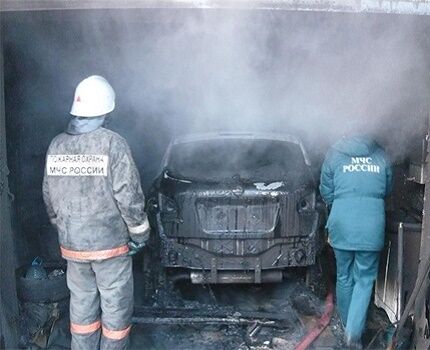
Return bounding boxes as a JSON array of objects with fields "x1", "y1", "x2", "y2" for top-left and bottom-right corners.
[
  {"x1": 67, "y1": 256, "x2": 133, "y2": 350},
  {"x1": 70, "y1": 320, "x2": 101, "y2": 334},
  {"x1": 102, "y1": 325, "x2": 132, "y2": 340},
  {"x1": 61, "y1": 245, "x2": 129, "y2": 261}
]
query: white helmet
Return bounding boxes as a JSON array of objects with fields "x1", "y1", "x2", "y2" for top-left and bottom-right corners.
[{"x1": 70, "y1": 75, "x2": 115, "y2": 117}]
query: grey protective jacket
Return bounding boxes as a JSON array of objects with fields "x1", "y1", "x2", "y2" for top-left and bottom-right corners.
[{"x1": 43, "y1": 127, "x2": 149, "y2": 260}]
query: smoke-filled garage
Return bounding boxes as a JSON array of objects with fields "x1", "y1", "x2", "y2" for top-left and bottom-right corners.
[{"x1": 1, "y1": 1, "x2": 430, "y2": 349}]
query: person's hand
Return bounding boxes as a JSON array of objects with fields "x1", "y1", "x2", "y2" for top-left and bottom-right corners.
[{"x1": 127, "y1": 240, "x2": 146, "y2": 256}]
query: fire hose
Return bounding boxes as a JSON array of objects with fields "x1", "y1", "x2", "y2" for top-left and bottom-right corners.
[
  {"x1": 294, "y1": 253, "x2": 335, "y2": 350},
  {"x1": 294, "y1": 289, "x2": 334, "y2": 350}
]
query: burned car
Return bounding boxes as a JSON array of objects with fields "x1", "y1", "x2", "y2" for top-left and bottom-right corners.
[{"x1": 147, "y1": 133, "x2": 325, "y2": 284}]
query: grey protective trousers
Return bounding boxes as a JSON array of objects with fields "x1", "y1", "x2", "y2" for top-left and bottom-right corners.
[{"x1": 67, "y1": 256, "x2": 133, "y2": 350}]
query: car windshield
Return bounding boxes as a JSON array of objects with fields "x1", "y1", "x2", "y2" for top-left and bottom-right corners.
[{"x1": 166, "y1": 138, "x2": 311, "y2": 183}]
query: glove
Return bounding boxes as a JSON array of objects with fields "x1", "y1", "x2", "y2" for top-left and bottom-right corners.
[{"x1": 127, "y1": 240, "x2": 146, "y2": 256}]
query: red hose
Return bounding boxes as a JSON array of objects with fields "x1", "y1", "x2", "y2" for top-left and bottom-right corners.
[{"x1": 294, "y1": 290, "x2": 335, "y2": 350}]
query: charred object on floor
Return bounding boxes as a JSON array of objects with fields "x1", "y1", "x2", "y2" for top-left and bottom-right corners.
[{"x1": 146, "y1": 133, "x2": 326, "y2": 286}]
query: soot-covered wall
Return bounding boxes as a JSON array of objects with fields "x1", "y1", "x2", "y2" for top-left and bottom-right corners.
[{"x1": 3, "y1": 9, "x2": 430, "y2": 264}]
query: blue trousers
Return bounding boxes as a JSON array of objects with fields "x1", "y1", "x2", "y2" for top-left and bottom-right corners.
[{"x1": 333, "y1": 249, "x2": 380, "y2": 340}]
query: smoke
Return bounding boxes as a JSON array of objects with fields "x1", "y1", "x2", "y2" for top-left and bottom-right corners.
[
  {"x1": 90, "y1": 10, "x2": 429, "y2": 165},
  {"x1": 5, "y1": 10, "x2": 430, "y2": 164},
  {"x1": 3, "y1": 10, "x2": 430, "y2": 236},
  {"x1": 1, "y1": 5, "x2": 430, "y2": 273}
]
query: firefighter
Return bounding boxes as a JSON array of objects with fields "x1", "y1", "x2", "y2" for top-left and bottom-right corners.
[
  {"x1": 43, "y1": 75, "x2": 149, "y2": 350},
  {"x1": 320, "y1": 134, "x2": 392, "y2": 349}
]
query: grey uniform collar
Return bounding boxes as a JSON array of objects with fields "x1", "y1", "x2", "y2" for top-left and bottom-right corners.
[{"x1": 66, "y1": 116, "x2": 106, "y2": 135}]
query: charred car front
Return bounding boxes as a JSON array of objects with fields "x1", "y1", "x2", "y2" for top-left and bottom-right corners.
[{"x1": 148, "y1": 133, "x2": 325, "y2": 284}]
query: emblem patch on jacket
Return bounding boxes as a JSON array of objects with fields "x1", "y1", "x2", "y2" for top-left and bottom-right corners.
[
  {"x1": 46, "y1": 155, "x2": 109, "y2": 176},
  {"x1": 342, "y1": 157, "x2": 380, "y2": 174}
]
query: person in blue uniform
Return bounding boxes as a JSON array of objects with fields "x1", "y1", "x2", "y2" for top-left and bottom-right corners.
[{"x1": 320, "y1": 134, "x2": 392, "y2": 349}]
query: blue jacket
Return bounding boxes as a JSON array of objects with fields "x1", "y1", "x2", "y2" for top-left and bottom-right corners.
[{"x1": 320, "y1": 136, "x2": 393, "y2": 251}]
